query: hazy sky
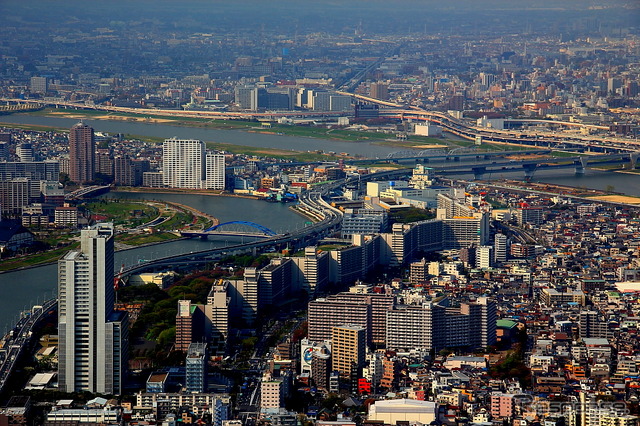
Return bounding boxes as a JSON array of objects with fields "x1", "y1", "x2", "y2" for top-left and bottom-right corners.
[{"x1": 1, "y1": 1, "x2": 637, "y2": 42}]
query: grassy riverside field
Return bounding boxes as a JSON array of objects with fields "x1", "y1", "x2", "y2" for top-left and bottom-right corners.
[
  {"x1": 0, "y1": 108, "x2": 565, "y2": 167},
  {"x1": 5, "y1": 108, "x2": 532, "y2": 150}
]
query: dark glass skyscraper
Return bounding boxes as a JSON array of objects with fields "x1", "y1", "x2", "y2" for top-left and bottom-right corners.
[{"x1": 69, "y1": 122, "x2": 95, "y2": 184}]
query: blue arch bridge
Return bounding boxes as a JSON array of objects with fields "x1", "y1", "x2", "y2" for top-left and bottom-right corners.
[{"x1": 180, "y1": 221, "x2": 279, "y2": 239}]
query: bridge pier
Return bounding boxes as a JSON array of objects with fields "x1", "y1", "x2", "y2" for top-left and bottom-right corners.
[
  {"x1": 631, "y1": 152, "x2": 639, "y2": 170},
  {"x1": 574, "y1": 157, "x2": 587, "y2": 175},
  {"x1": 199, "y1": 235, "x2": 209, "y2": 240},
  {"x1": 523, "y1": 164, "x2": 538, "y2": 181},
  {"x1": 471, "y1": 166, "x2": 486, "y2": 181}
]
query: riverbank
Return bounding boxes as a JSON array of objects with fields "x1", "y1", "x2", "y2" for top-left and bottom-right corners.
[
  {"x1": 114, "y1": 187, "x2": 259, "y2": 200},
  {"x1": 16, "y1": 108, "x2": 386, "y2": 144},
  {"x1": 0, "y1": 195, "x2": 219, "y2": 273},
  {"x1": 115, "y1": 187, "x2": 324, "y2": 228},
  {"x1": 0, "y1": 234, "x2": 191, "y2": 275},
  {"x1": 471, "y1": 178, "x2": 640, "y2": 207}
]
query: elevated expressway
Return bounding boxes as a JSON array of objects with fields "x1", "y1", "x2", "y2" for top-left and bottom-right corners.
[
  {"x1": 115, "y1": 169, "x2": 409, "y2": 285},
  {"x1": 339, "y1": 92, "x2": 640, "y2": 153},
  {"x1": 0, "y1": 299, "x2": 57, "y2": 394}
]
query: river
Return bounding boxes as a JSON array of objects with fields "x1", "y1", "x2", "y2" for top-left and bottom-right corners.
[
  {"x1": 2, "y1": 112, "x2": 640, "y2": 333},
  {"x1": 0, "y1": 194, "x2": 308, "y2": 334},
  {"x1": 3, "y1": 168, "x2": 640, "y2": 334},
  {"x1": 0, "y1": 114, "x2": 402, "y2": 158}
]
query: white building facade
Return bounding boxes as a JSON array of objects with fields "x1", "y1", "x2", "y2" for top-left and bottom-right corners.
[
  {"x1": 163, "y1": 138, "x2": 225, "y2": 189},
  {"x1": 58, "y1": 223, "x2": 128, "y2": 394}
]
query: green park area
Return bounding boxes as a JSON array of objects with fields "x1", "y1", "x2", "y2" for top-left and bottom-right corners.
[
  {"x1": 0, "y1": 199, "x2": 203, "y2": 272},
  {"x1": 84, "y1": 199, "x2": 158, "y2": 228},
  {"x1": 118, "y1": 267, "x2": 246, "y2": 364},
  {"x1": 389, "y1": 207, "x2": 435, "y2": 224}
]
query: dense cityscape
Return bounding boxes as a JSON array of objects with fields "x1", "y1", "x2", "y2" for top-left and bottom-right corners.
[{"x1": 0, "y1": 1, "x2": 640, "y2": 425}]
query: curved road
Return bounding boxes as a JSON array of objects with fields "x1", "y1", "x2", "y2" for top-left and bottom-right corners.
[{"x1": 118, "y1": 169, "x2": 409, "y2": 282}]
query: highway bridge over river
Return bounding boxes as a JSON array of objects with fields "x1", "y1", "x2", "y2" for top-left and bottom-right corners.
[{"x1": 430, "y1": 152, "x2": 640, "y2": 180}]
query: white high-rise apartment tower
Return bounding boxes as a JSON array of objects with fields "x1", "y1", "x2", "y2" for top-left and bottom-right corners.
[
  {"x1": 205, "y1": 152, "x2": 225, "y2": 190},
  {"x1": 163, "y1": 138, "x2": 225, "y2": 189},
  {"x1": 58, "y1": 223, "x2": 128, "y2": 394},
  {"x1": 163, "y1": 138, "x2": 205, "y2": 189}
]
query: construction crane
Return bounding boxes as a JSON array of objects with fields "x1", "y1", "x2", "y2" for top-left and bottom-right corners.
[{"x1": 114, "y1": 264, "x2": 125, "y2": 292}]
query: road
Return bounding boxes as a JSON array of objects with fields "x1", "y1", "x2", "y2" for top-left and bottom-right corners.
[
  {"x1": 118, "y1": 168, "x2": 410, "y2": 283},
  {"x1": 0, "y1": 298, "x2": 57, "y2": 394}
]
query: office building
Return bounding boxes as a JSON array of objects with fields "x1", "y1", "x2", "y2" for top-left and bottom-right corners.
[
  {"x1": 0, "y1": 161, "x2": 60, "y2": 181},
  {"x1": 341, "y1": 209, "x2": 388, "y2": 239},
  {"x1": 58, "y1": 223, "x2": 128, "y2": 394},
  {"x1": 16, "y1": 143, "x2": 34, "y2": 162},
  {"x1": 370, "y1": 82, "x2": 389, "y2": 100},
  {"x1": 205, "y1": 280, "x2": 230, "y2": 355},
  {"x1": 185, "y1": 343, "x2": 208, "y2": 393},
  {"x1": 69, "y1": 122, "x2": 96, "y2": 184},
  {"x1": 176, "y1": 300, "x2": 205, "y2": 352},
  {"x1": 494, "y1": 233, "x2": 508, "y2": 263},
  {"x1": 331, "y1": 325, "x2": 366, "y2": 378},
  {"x1": 30, "y1": 76, "x2": 48, "y2": 93}
]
